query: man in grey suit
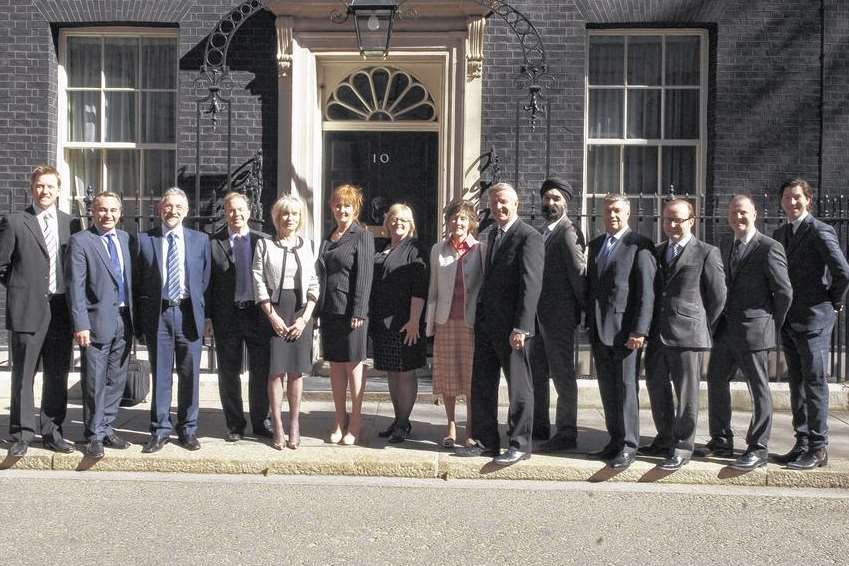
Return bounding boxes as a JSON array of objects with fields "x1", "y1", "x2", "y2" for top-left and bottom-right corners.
[
  {"x1": 531, "y1": 177, "x2": 586, "y2": 452},
  {"x1": 67, "y1": 192, "x2": 134, "y2": 459},
  {"x1": 701, "y1": 194, "x2": 792, "y2": 470},
  {"x1": 586, "y1": 194, "x2": 656, "y2": 469},
  {"x1": 643, "y1": 199, "x2": 726, "y2": 470},
  {"x1": 773, "y1": 179, "x2": 849, "y2": 469}
]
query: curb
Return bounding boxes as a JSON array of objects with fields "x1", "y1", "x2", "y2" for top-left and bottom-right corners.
[{"x1": 5, "y1": 445, "x2": 849, "y2": 489}]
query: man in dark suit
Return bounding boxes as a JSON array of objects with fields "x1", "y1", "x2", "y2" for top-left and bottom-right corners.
[
  {"x1": 772, "y1": 179, "x2": 849, "y2": 469},
  {"x1": 134, "y1": 188, "x2": 211, "y2": 453},
  {"x1": 0, "y1": 165, "x2": 80, "y2": 457},
  {"x1": 701, "y1": 194, "x2": 792, "y2": 470},
  {"x1": 586, "y1": 194, "x2": 656, "y2": 469},
  {"x1": 67, "y1": 192, "x2": 134, "y2": 459},
  {"x1": 456, "y1": 182, "x2": 544, "y2": 465},
  {"x1": 206, "y1": 192, "x2": 272, "y2": 441},
  {"x1": 643, "y1": 199, "x2": 726, "y2": 470},
  {"x1": 531, "y1": 177, "x2": 586, "y2": 452}
]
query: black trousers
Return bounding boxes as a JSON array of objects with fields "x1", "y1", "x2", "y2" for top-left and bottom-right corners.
[
  {"x1": 706, "y1": 342, "x2": 772, "y2": 450},
  {"x1": 591, "y1": 341, "x2": 641, "y2": 452},
  {"x1": 213, "y1": 305, "x2": 271, "y2": 435},
  {"x1": 80, "y1": 310, "x2": 131, "y2": 441},
  {"x1": 782, "y1": 318, "x2": 834, "y2": 450},
  {"x1": 531, "y1": 317, "x2": 578, "y2": 441},
  {"x1": 470, "y1": 324, "x2": 535, "y2": 452},
  {"x1": 9, "y1": 294, "x2": 73, "y2": 443},
  {"x1": 646, "y1": 344, "x2": 702, "y2": 456}
]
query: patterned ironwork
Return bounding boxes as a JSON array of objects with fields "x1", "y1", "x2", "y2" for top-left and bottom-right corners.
[{"x1": 325, "y1": 66, "x2": 437, "y2": 121}]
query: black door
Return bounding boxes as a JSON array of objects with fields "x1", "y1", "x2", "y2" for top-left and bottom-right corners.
[{"x1": 323, "y1": 131, "x2": 439, "y2": 249}]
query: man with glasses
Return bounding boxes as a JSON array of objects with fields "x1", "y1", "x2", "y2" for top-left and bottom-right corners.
[{"x1": 642, "y1": 199, "x2": 726, "y2": 470}]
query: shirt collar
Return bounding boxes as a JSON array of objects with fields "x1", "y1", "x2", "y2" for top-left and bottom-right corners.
[
  {"x1": 98, "y1": 228, "x2": 118, "y2": 238},
  {"x1": 228, "y1": 226, "x2": 250, "y2": 244},
  {"x1": 546, "y1": 217, "x2": 564, "y2": 232},
  {"x1": 33, "y1": 203, "x2": 55, "y2": 218},
  {"x1": 669, "y1": 233, "x2": 693, "y2": 249},
  {"x1": 737, "y1": 227, "x2": 757, "y2": 245},
  {"x1": 791, "y1": 211, "x2": 809, "y2": 231},
  {"x1": 163, "y1": 224, "x2": 184, "y2": 240},
  {"x1": 607, "y1": 226, "x2": 630, "y2": 241},
  {"x1": 497, "y1": 215, "x2": 519, "y2": 234}
]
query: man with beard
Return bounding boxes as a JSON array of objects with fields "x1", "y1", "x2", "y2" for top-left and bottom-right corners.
[{"x1": 531, "y1": 177, "x2": 586, "y2": 452}]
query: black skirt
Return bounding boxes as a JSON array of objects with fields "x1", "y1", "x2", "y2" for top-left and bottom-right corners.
[
  {"x1": 320, "y1": 314, "x2": 368, "y2": 363},
  {"x1": 370, "y1": 322, "x2": 426, "y2": 372},
  {"x1": 269, "y1": 290, "x2": 313, "y2": 374}
]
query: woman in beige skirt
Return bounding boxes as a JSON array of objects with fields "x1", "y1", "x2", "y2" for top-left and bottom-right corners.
[{"x1": 425, "y1": 199, "x2": 484, "y2": 448}]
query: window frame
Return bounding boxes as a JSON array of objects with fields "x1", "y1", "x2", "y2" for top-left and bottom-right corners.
[
  {"x1": 57, "y1": 27, "x2": 179, "y2": 226},
  {"x1": 582, "y1": 28, "x2": 708, "y2": 240}
]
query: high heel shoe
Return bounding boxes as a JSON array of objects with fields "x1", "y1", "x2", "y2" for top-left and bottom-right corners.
[
  {"x1": 271, "y1": 438, "x2": 284, "y2": 451},
  {"x1": 286, "y1": 438, "x2": 300, "y2": 450},
  {"x1": 329, "y1": 429, "x2": 344, "y2": 444},
  {"x1": 341, "y1": 432, "x2": 357, "y2": 446}
]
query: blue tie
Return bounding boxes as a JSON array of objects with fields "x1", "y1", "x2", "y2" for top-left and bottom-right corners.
[
  {"x1": 166, "y1": 232, "x2": 181, "y2": 301},
  {"x1": 106, "y1": 234, "x2": 126, "y2": 306},
  {"x1": 599, "y1": 235, "x2": 615, "y2": 262}
]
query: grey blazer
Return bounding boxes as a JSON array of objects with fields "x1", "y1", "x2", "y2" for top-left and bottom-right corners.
[
  {"x1": 650, "y1": 237, "x2": 726, "y2": 349},
  {"x1": 252, "y1": 236, "x2": 320, "y2": 308},
  {"x1": 537, "y1": 215, "x2": 586, "y2": 329},
  {"x1": 425, "y1": 237, "x2": 483, "y2": 335},
  {"x1": 717, "y1": 230, "x2": 793, "y2": 351}
]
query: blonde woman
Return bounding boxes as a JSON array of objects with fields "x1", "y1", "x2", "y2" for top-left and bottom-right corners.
[
  {"x1": 318, "y1": 184, "x2": 375, "y2": 446},
  {"x1": 369, "y1": 204, "x2": 428, "y2": 443},
  {"x1": 253, "y1": 195, "x2": 319, "y2": 450},
  {"x1": 425, "y1": 199, "x2": 483, "y2": 447}
]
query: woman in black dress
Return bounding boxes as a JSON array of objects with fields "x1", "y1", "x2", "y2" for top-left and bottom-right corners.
[
  {"x1": 253, "y1": 195, "x2": 319, "y2": 450},
  {"x1": 370, "y1": 203, "x2": 428, "y2": 443},
  {"x1": 318, "y1": 184, "x2": 375, "y2": 445}
]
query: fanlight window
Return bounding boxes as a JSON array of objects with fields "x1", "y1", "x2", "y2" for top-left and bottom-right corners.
[{"x1": 325, "y1": 66, "x2": 437, "y2": 122}]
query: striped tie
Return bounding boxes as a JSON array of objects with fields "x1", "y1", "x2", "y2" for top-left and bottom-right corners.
[
  {"x1": 43, "y1": 214, "x2": 57, "y2": 294},
  {"x1": 166, "y1": 232, "x2": 181, "y2": 301}
]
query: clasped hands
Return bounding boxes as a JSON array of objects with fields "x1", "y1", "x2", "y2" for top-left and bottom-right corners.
[{"x1": 269, "y1": 312, "x2": 306, "y2": 341}]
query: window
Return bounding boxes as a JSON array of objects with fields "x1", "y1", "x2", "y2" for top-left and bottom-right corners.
[
  {"x1": 59, "y1": 29, "x2": 178, "y2": 232},
  {"x1": 584, "y1": 30, "x2": 706, "y2": 238}
]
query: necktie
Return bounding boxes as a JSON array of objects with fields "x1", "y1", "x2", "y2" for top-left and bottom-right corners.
[
  {"x1": 107, "y1": 233, "x2": 126, "y2": 306},
  {"x1": 543, "y1": 227, "x2": 553, "y2": 243},
  {"x1": 234, "y1": 235, "x2": 252, "y2": 302},
  {"x1": 599, "y1": 235, "x2": 616, "y2": 263},
  {"x1": 730, "y1": 239, "x2": 743, "y2": 273},
  {"x1": 166, "y1": 232, "x2": 181, "y2": 301},
  {"x1": 666, "y1": 242, "x2": 680, "y2": 264},
  {"x1": 491, "y1": 228, "x2": 504, "y2": 256},
  {"x1": 43, "y1": 214, "x2": 57, "y2": 294}
]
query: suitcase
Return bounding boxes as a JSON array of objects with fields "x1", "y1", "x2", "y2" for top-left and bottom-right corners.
[{"x1": 121, "y1": 343, "x2": 151, "y2": 407}]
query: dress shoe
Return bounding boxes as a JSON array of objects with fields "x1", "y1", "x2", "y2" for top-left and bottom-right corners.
[
  {"x1": 388, "y1": 423, "x2": 411, "y2": 444},
  {"x1": 493, "y1": 447, "x2": 531, "y2": 466},
  {"x1": 609, "y1": 450, "x2": 636, "y2": 470},
  {"x1": 537, "y1": 434, "x2": 577, "y2": 453},
  {"x1": 772, "y1": 442, "x2": 808, "y2": 465},
  {"x1": 225, "y1": 431, "x2": 244, "y2": 443},
  {"x1": 693, "y1": 438, "x2": 734, "y2": 458},
  {"x1": 85, "y1": 439, "x2": 105, "y2": 459},
  {"x1": 103, "y1": 433, "x2": 131, "y2": 450},
  {"x1": 43, "y1": 436, "x2": 75, "y2": 454},
  {"x1": 787, "y1": 448, "x2": 828, "y2": 470},
  {"x1": 659, "y1": 454, "x2": 690, "y2": 471},
  {"x1": 179, "y1": 435, "x2": 201, "y2": 451},
  {"x1": 8, "y1": 440, "x2": 28, "y2": 457},
  {"x1": 454, "y1": 443, "x2": 498, "y2": 458},
  {"x1": 730, "y1": 449, "x2": 768, "y2": 471},
  {"x1": 637, "y1": 442, "x2": 672, "y2": 457},
  {"x1": 141, "y1": 436, "x2": 169, "y2": 454},
  {"x1": 378, "y1": 420, "x2": 397, "y2": 438},
  {"x1": 589, "y1": 444, "x2": 620, "y2": 461}
]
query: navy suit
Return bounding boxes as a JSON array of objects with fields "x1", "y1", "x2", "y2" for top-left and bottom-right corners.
[
  {"x1": 774, "y1": 215, "x2": 849, "y2": 450},
  {"x1": 586, "y1": 228, "x2": 656, "y2": 454},
  {"x1": 133, "y1": 226, "x2": 211, "y2": 439},
  {"x1": 67, "y1": 226, "x2": 134, "y2": 441}
]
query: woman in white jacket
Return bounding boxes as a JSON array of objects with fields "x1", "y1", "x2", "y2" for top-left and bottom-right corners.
[
  {"x1": 425, "y1": 199, "x2": 484, "y2": 448},
  {"x1": 253, "y1": 195, "x2": 319, "y2": 450}
]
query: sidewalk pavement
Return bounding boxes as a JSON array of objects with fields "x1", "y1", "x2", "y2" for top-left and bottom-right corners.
[{"x1": 2, "y1": 378, "x2": 849, "y2": 489}]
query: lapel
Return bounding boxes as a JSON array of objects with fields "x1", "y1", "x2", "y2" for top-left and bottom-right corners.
[
  {"x1": 183, "y1": 228, "x2": 193, "y2": 292},
  {"x1": 23, "y1": 206, "x2": 49, "y2": 257},
  {"x1": 598, "y1": 228, "x2": 627, "y2": 275},
  {"x1": 544, "y1": 217, "x2": 568, "y2": 251},
  {"x1": 215, "y1": 231, "x2": 234, "y2": 265},
  {"x1": 786, "y1": 215, "x2": 812, "y2": 259},
  {"x1": 118, "y1": 230, "x2": 132, "y2": 294},
  {"x1": 668, "y1": 238, "x2": 695, "y2": 280},
  {"x1": 57, "y1": 210, "x2": 70, "y2": 245},
  {"x1": 490, "y1": 219, "x2": 519, "y2": 268},
  {"x1": 729, "y1": 231, "x2": 761, "y2": 285},
  {"x1": 149, "y1": 226, "x2": 164, "y2": 281},
  {"x1": 87, "y1": 226, "x2": 119, "y2": 285}
]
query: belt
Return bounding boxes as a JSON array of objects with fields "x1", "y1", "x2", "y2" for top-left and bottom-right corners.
[
  {"x1": 234, "y1": 300, "x2": 255, "y2": 310},
  {"x1": 162, "y1": 298, "x2": 187, "y2": 309}
]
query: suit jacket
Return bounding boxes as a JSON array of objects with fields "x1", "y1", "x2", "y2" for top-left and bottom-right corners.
[
  {"x1": 133, "y1": 225, "x2": 211, "y2": 339},
  {"x1": 206, "y1": 228, "x2": 265, "y2": 322},
  {"x1": 586, "y1": 228, "x2": 656, "y2": 347},
  {"x1": 0, "y1": 206, "x2": 80, "y2": 332},
  {"x1": 476, "y1": 218, "x2": 544, "y2": 336},
  {"x1": 650, "y1": 238, "x2": 726, "y2": 349},
  {"x1": 537, "y1": 215, "x2": 586, "y2": 328},
  {"x1": 369, "y1": 237, "x2": 428, "y2": 332},
  {"x1": 425, "y1": 236, "x2": 483, "y2": 335},
  {"x1": 66, "y1": 226, "x2": 134, "y2": 343},
  {"x1": 252, "y1": 235, "x2": 320, "y2": 307},
  {"x1": 717, "y1": 230, "x2": 792, "y2": 351},
  {"x1": 317, "y1": 222, "x2": 375, "y2": 319},
  {"x1": 773, "y1": 214, "x2": 849, "y2": 331}
]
